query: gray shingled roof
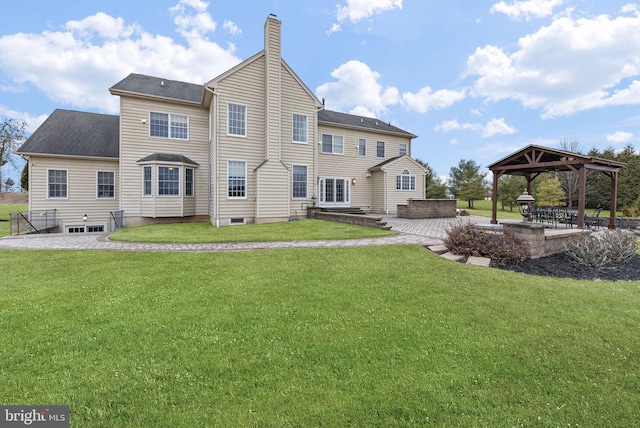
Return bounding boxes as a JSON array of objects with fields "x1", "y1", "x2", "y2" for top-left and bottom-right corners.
[
  {"x1": 318, "y1": 109, "x2": 416, "y2": 138},
  {"x1": 109, "y1": 73, "x2": 204, "y2": 104},
  {"x1": 17, "y1": 109, "x2": 119, "y2": 158},
  {"x1": 137, "y1": 153, "x2": 199, "y2": 166}
]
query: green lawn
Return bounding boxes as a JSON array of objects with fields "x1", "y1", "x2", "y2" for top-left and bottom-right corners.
[
  {"x1": 110, "y1": 219, "x2": 395, "y2": 243},
  {"x1": 460, "y1": 199, "x2": 622, "y2": 220},
  {"x1": 0, "y1": 203, "x2": 27, "y2": 237},
  {"x1": 1, "y1": 245, "x2": 639, "y2": 427}
]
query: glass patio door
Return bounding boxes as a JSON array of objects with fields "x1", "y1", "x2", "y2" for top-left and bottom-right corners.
[{"x1": 319, "y1": 177, "x2": 350, "y2": 207}]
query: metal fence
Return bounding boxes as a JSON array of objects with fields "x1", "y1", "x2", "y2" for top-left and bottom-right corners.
[
  {"x1": 109, "y1": 210, "x2": 124, "y2": 232},
  {"x1": 10, "y1": 209, "x2": 57, "y2": 235}
]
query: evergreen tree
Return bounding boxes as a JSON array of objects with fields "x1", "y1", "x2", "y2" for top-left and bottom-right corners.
[
  {"x1": 533, "y1": 177, "x2": 566, "y2": 206},
  {"x1": 498, "y1": 175, "x2": 526, "y2": 212},
  {"x1": 448, "y1": 159, "x2": 487, "y2": 208}
]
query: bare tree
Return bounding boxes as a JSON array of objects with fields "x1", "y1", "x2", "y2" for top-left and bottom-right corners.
[
  {"x1": 558, "y1": 138, "x2": 581, "y2": 207},
  {"x1": 0, "y1": 118, "x2": 27, "y2": 190}
]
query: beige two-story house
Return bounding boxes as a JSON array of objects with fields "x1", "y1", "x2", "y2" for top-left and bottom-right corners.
[{"x1": 17, "y1": 15, "x2": 425, "y2": 232}]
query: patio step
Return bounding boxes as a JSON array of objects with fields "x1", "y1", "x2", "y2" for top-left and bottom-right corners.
[
  {"x1": 427, "y1": 245, "x2": 492, "y2": 267},
  {"x1": 466, "y1": 256, "x2": 492, "y2": 267},
  {"x1": 427, "y1": 244, "x2": 449, "y2": 255},
  {"x1": 440, "y1": 252, "x2": 466, "y2": 263}
]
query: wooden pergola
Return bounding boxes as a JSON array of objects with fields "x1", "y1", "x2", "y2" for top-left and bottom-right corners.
[{"x1": 488, "y1": 145, "x2": 626, "y2": 229}]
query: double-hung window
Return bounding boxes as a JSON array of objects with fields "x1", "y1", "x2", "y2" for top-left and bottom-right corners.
[
  {"x1": 97, "y1": 171, "x2": 115, "y2": 198},
  {"x1": 292, "y1": 114, "x2": 307, "y2": 143},
  {"x1": 158, "y1": 166, "x2": 180, "y2": 196},
  {"x1": 292, "y1": 165, "x2": 307, "y2": 199},
  {"x1": 185, "y1": 168, "x2": 194, "y2": 197},
  {"x1": 143, "y1": 166, "x2": 152, "y2": 196},
  {"x1": 228, "y1": 161, "x2": 246, "y2": 198},
  {"x1": 321, "y1": 134, "x2": 344, "y2": 154},
  {"x1": 150, "y1": 112, "x2": 188, "y2": 139},
  {"x1": 228, "y1": 103, "x2": 247, "y2": 136},
  {"x1": 358, "y1": 138, "x2": 366, "y2": 156},
  {"x1": 399, "y1": 144, "x2": 407, "y2": 156},
  {"x1": 48, "y1": 169, "x2": 67, "y2": 198},
  {"x1": 396, "y1": 169, "x2": 416, "y2": 191},
  {"x1": 376, "y1": 141, "x2": 385, "y2": 158}
]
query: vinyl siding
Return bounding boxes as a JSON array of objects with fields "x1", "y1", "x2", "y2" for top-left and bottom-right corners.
[
  {"x1": 280, "y1": 65, "x2": 317, "y2": 214},
  {"x1": 214, "y1": 56, "x2": 267, "y2": 223},
  {"x1": 317, "y1": 123, "x2": 415, "y2": 210},
  {"x1": 118, "y1": 97, "x2": 209, "y2": 221},
  {"x1": 383, "y1": 157, "x2": 426, "y2": 214},
  {"x1": 28, "y1": 156, "x2": 119, "y2": 229},
  {"x1": 255, "y1": 160, "x2": 289, "y2": 220}
]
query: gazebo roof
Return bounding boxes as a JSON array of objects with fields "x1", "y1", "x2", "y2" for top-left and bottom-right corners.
[
  {"x1": 488, "y1": 144, "x2": 625, "y2": 175},
  {"x1": 488, "y1": 144, "x2": 625, "y2": 229}
]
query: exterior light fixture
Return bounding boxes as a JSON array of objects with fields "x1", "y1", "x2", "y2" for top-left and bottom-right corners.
[
  {"x1": 351, "y1": 178, "x2": 357, "y2": 185},
  {"x1": 516, "y1": 190, "x2": 535, "y2": 222},
  {"x1": 82, "y1": 214, "x2": 88, "y2": 222}
]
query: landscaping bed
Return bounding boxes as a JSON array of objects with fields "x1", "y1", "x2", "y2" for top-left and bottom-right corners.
[{"x1": 493, "y1": 252, "x2": 640, "y2": 281}]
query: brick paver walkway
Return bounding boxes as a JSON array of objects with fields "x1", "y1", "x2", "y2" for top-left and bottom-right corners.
[{"x1": 0, "y1": 215, "x2": 490, "y2": 252}]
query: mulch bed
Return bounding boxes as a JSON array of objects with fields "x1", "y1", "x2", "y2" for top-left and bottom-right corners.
[{"x1": 492, "y1": 252, "x2": 640, "y2": 282}]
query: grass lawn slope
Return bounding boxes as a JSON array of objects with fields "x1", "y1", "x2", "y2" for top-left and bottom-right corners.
[{"x1": 1, "y1": 246, "x2": 639, "y2": 426}]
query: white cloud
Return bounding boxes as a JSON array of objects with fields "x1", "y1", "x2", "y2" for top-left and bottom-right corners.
[
  {"x1": 337, "y1": 0, "x2": 403, "y2": 23},
  {"x1": 330, "y1": 0, "x2": 402, "y2": 34},
  {"x1": 169, "y1": 0, "x2": 216, "y2": 40},
  {"x1": 0, "y1": 105, "x2": 48, "y2": 134},
  {"x1": 621, "y1": 3, "x2": 639, "y2": 14},
  {"x1": 0, "y1": 1, "x2": 241, "y2": 114},
  {"x1": 483, "y1": 118, "x2": 518, "y2": 137},
  {"x1": 402, "y1": 87, "x2": 466, "y2": 113},
  {"x1": 223, "y1": 20, "x2": 242, "y2": 35},
  {"x1": 490, "y1": 0, "x2": 564, "y2": 21},
  {"x1": 606, "y1": 131, "x2": 635, "y2": 144},
  {"x1": 434, "y1": 118, "x2": 517, "y2": 137},
  {"x1": 316, "y1": 60, "x2": 399, "y2": 117},
  {"x1": 466, "y1": 10, "x2": 640, "y2": 118}
]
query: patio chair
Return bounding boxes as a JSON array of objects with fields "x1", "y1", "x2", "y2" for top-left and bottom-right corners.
[{"x1": 584, "y1": 208, "x2": 602, "y2": 230}]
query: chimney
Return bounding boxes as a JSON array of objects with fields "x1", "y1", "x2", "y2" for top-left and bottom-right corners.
[{"x1": 264, "y1": 14, "x2": 281, "y2": 160}]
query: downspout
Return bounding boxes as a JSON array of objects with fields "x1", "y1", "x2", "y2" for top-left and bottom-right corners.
[{"x1": 205, "y1": 85, "x2": 220, "y2": 227}]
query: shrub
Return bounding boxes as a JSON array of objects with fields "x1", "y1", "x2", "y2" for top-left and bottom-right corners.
[
  {"x1": 567, "y1": 229, "x2": 637, "y2": 268},
  {"x1": 444, "y1": 223, "x2": 526, "y2": 264}
]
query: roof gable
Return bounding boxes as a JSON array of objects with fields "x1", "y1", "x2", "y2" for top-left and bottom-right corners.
[
  {"x1": 17, "y1": 109, "x2": 119, "y2": 159},
  {"x1": 488, "y1": 144, "x2": 625, "y2": 174},
  {"x1": 369, "y1": 155, "x2": 427, "y2": 172},
  {"x1": 109, "y1": 73, "x2": 204, "y2": 105},
  {"x1": 318, "y1": 109, "x2": 416, "y2": 138}
]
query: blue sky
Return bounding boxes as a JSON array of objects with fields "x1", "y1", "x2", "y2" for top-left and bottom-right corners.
[{"x1": 1, "y1": 0, "x2": 639, "y2": 185}]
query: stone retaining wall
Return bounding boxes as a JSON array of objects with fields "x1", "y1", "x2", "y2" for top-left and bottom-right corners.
[
  {"x1": 502, "y1": 222, "x2": 590, "y2": 259},
  {"x1": 397, "y1": 199, "x2": 456, "y2": 219},
  {"x1": 307, "y1": 208, "x2": 389, "y2": 229}
]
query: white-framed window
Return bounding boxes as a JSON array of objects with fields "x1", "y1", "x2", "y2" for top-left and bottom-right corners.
[
  {"x1": 143, "y1": 166, "x2": 152, "y2": 196},
  {"x1": 319, "y1": 177, "x2": 350, "y2": 205},
  {"x1": 396, "y1": 169, "x2": 416, "y2": 191},
  {"x1": 321, "y1": 134, "x2": 344, "y2": 154},
  {"x1": 47, "y1": 169, "x2": 68, "y2": 199},
  {"x1": 97, "y1": 171, "x2": 115, "y2": 199},
  {"x1": 227, "y1": 160, "x2": 247, "y2": 199},
  {"x1": 150, "y1": 112, "x2": 188, "y2": 140},
  {"x1": 399, "y1": 144, "x2": 407, "y2": 156},
  {"x1": 376, "y1": 141, "x2": 385, "y2": 158},
  {"x1": 158, "y1": 166, "x2": 180, "y2": 196},
  {"x1": 185, "y1": 168, "x2": 194, "y2": 197},
  {"x1": 292, "y1": 165, "x2": 307, "y2": 199},
  {"x1": 228, "y1": 103, "x2": 247, "y2": 137},
  {"x1": 358, "y1": 138, "x2": 366, "y2": 156},
  {"x1": 292, "y1": 114, "x2": 308, "y2": 143}
]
